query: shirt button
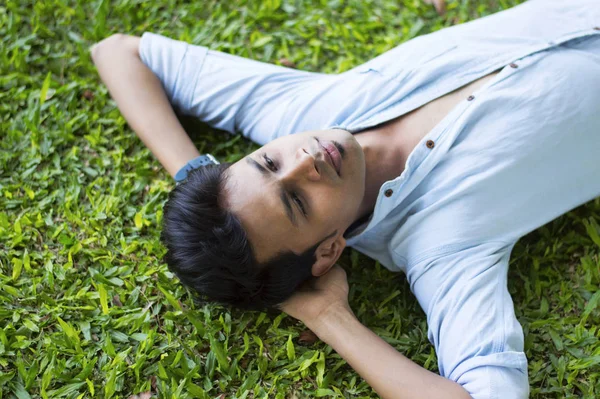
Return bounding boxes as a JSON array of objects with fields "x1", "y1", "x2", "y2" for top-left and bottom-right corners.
[
  {"x1": 467, "y1": 95, "x2": 475, "y2": 101},
  {"x1": 509, "y1": 63, "x2": 518, "y2": 68},
  {"x1": 384, "y1": 189, "x2": 393, "y2": 197},
  {"x1": 426, "y1": 140, "x2": 435, "y2": 149}
]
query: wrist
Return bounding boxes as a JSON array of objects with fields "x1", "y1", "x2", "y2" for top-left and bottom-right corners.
[{"x1": 306, "y1": 303, "x2": 357, "y2": 344}]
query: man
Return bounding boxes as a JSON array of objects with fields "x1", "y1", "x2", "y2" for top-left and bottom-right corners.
[{"x1": 91, "y1": 0, "x2": 600, "y2": 397}]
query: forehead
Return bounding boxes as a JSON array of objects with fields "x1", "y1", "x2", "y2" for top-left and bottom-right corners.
[{"x1": 224, "y1": 156, "x2": 298, "y2": 262}]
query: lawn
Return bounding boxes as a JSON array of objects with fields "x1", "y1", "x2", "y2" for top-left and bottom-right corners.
[{"x1": 1, "y1": 0, "x2": 599, "y2": 398}]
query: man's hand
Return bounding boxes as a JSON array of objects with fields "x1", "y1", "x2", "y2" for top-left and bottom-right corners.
[{"x1": 278, "y1": 264, "x2": 352, "y2": 334}]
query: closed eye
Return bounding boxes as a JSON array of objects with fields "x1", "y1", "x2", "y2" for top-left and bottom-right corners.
[
  {"x1": 246, "y1": 155, "x2": 298, "y2": 227},
  {"x1": 263, "y1": 154, "x2": 277, "y2": 171},
  {"x1": 291, "y1": 192, "x2": 307, "y2": 216},
  {"x1": 263, "y1": 153, "x2": 308, "y2": 218}
]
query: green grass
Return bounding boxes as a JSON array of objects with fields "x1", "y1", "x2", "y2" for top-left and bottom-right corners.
[{"x1": 1, "y1": 0, "x2": 599, "y2": 397}]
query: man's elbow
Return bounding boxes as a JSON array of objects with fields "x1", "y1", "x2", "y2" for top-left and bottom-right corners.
[
  {"x1": 91, "y1": 33, "x2": 123, "y2": 61},
  {"x1": 90, "y1": 33, "x2": 139, "y2": 63},
  {"x1": 450, "y1": 384, "x2": 473, "y2": 399},
  {"x1": 458, "y1": 390, "x2": 473, "y2": 399}
]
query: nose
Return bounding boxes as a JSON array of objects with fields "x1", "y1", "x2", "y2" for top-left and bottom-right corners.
[{"x1": 280, "y1": 147, "x2": 321, "y2": 183}]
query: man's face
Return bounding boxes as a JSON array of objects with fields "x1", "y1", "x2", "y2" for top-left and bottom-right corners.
[{"x1": 224, "y1": 129, "x2": 366, "y2": 265}]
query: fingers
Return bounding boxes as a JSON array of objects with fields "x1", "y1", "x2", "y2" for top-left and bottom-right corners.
[
  {"x1": 313, "y1": 264, "x2": 348, "y2": 292},
  {"x1": 325, "y1": 264, "x2": 347, "y2": 279}
]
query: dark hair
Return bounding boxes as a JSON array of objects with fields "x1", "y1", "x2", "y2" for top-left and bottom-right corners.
[{"x1": 160, "y1": 163, "x2": 326, "y2": 310}]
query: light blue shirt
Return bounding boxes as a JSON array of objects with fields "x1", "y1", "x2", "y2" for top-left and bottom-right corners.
[{"x1": 139, "y1": 0, "x2": 600, "y2": 397}]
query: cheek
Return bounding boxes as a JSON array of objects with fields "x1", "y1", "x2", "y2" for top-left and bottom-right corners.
[
  {"x1": 313, "y1": 190, "x2": 338, "y2": 213},
  {"x1": 316, "y1": 190, "x2": 352, "y2": 219},
  {"x1": 313, "y1": 182, "x2": 359, "y2": 222}
]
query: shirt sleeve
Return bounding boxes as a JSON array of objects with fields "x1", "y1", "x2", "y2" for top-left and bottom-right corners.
[
  {"x1": 138, "y1": 32, "x2": 339, "y2": 146},
  {"x1": 409, "y1": 241, "x2": 529, "y2": 399}
]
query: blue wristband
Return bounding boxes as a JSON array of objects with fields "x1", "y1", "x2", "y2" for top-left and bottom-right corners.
[{"x1": 174, "y1": 154, "x2": 220, "y2": 183}]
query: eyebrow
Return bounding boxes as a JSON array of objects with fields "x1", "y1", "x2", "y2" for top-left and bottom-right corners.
[{"x1": 246, "y1": 157, "x2": 298, "y2": 227}]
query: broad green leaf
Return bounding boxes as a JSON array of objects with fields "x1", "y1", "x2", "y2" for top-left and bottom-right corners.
[
  {"x1": 11, "y1": 258, "x2": 22, "y2": 280},
  {"x1": 315, "y1": 389, "x2": 337, "y2": 397},
  {"x1": 583, "y1": 218, "x2": 600, "y2": 248},
  {"x1": 12, "y1": 381, "x2": 31, "y2": 399},
  {"x1": 316, "y1": 351, "x2": 326, "y2": 387},
  {"x1": 86, "y1": 379, "x2": 94, "y2": 397},
  {"x1": 237, "y1": 370, "x2": 259, "y2": 393},
  {"x1": 56, "y1": 316, "x2": 79, "y2": 343},
  {"x1": 186, "y1": 382, "x2": 207, "y2": 399},
  {"x1": 23, "y1": 319, "x2": 39, "y2": 333},
  {"x1": 134, "y1": 212, "x2": 143, "y2": 229},
  {"x1": 208, "y1": 334, "x2": 230, "y2": 373},
  {"x1": 46, "y1": 382, "x2": 86, "y2": 398},
  {"x1": 580, "y1": 290, "x2": 600, "y2": 326},
  {"x1": 157, "y1": 284, "x2": 182, "y2": 310},
  {"x1": 39, "y1": 72, "x2": 52, "y2": 106},
  {"x1": 286, "y1": 334, "x2": 296, "y2": 361},
  {"x1": 98, "y1": 283, "x2": 109, "y2": 315},
  {"x1": 252, "y1": 35, "x2": 273, "y2": 48}
]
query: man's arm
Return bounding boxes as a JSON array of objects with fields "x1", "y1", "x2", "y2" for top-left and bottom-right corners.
[
  {"x1": 312, "y1": 304, "x2": 472, "y2": 399},
  {"x1": 91, "y1": 34, "x2": 200, "y2": 178},
  {"x1": 280, "y1": 266, "x2": 472, "y2": 399}
]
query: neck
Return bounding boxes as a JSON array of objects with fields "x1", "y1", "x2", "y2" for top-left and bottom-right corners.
[{"x1": 353, "y1": 125, "x2": 411, "y2": 221}]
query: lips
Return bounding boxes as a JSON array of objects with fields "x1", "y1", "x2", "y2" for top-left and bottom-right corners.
[{"x1": 321, "y1": 141, "x2": 342, "y2": 176}]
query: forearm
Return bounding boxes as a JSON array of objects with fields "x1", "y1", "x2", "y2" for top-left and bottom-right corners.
[
  {"x1": 91, "y1": 34, "x2": 200, "y2": 178},
  {"x1": 308, "y1": 306, "x2": 472, "y2": 399}
]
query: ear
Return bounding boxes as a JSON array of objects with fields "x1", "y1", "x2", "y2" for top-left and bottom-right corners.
[{"x1": 311, "y1": 233, "x2": 346, "y2": 277}]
